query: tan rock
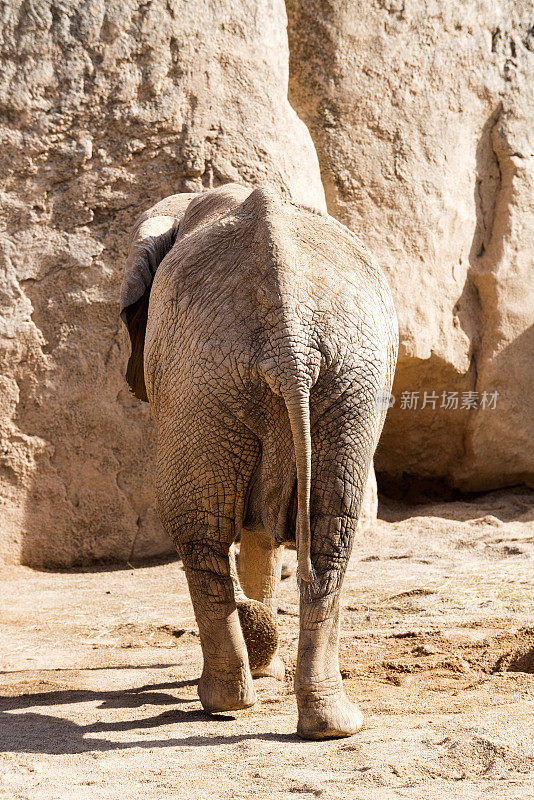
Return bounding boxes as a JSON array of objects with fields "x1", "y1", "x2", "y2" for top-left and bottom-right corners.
[
  {"x1": 287, "y1": 0, "x2": 534, "y2": 491},
  {"x1": 0, "y1": 0, "x2": 326, "y2": 566}
]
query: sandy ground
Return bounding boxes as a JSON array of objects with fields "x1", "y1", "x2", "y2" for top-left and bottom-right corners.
[{"x1": 1, "y1": 489, "x2": 533, "y2": 800}]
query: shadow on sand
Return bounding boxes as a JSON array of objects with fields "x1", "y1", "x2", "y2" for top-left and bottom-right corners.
[{"x1": 0, "y1": 677, "x2": 300, "y2": 754}]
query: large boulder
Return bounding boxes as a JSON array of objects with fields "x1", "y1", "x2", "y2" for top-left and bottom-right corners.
[
  {"x1": 0, "y1": 0, "x2": 327, "y2": 566},
  {"x1": 287, "y1": 0, "x2": 534, "y2": 491}
]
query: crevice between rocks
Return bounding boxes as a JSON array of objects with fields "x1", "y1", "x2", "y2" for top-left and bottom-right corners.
[{"x1": 457, "y1": 104, "x2": 512, "y2": 475}]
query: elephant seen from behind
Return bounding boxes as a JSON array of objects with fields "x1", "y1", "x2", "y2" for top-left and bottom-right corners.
[{"x1": 120, "y1": 183, "x2": 398, "y2": 739}]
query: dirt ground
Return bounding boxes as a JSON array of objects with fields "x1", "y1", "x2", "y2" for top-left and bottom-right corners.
[{"x1": 1, "y1": 489, "x2": 533, "y2": 800}]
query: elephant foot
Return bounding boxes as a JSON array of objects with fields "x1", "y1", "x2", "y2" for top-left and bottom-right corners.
[
  {"x1": 296, "y1": 689, "x2": 363, "y2": 740},
  {"x1": 198, "y1": 667, "x2": 256, "y2": 713},
  {"x1": 252, "y1": 652, "x2": 285, "y2": 680}
]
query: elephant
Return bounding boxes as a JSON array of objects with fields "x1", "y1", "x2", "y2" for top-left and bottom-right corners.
[{"x1": 120, "y1": 183, "x2": 398, "y2": 739}]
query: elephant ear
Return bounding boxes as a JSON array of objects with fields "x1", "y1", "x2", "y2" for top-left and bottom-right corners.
[{"x1": 120, "y1": 193, "x2": 200, "y2": 401}]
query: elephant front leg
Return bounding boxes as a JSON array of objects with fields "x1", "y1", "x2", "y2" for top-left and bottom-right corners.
[
  {"x1": 183, "y1": 544, "x2": 256, "y2": 713},
  {"x1": 237, "y1": 528, "x2": 285, "y2": 679},
  {"x1": 295, "y1": 516, "x2": 363, "y2": 739}
]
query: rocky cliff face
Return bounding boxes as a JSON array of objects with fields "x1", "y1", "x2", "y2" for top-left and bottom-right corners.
[
  {"x1": 287, "y1": 0, "x2": 534, "y2": 492},
  {"x1": 0, "y1": 0, "x2": 325, "y2": 566},
  {"x1": 0, "y1": 0, "x2": 531, "y2": 567}
]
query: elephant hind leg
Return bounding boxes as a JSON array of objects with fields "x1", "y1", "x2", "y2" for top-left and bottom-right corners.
[
  {"x1": 180, "y1": 532, "x2": 256, "y2": 713},
  {"x1": 295, "y1": 392, "x2": 378, "y2": 739},
  {"x1": 155, "y1": 410, "x2": 263, "y2": 713},
  {"x1": 296, "y1": 584, "x2": 363, "y2": 739}
]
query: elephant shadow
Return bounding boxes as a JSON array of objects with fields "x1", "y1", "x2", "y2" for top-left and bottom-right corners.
[{"x1": 0, "y1": 677, "x2": 299, "y2": 754}]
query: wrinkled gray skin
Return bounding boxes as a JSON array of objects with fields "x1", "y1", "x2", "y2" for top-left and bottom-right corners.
[{"x1": 120, "y1": 184, "x2": 398, "y2": 739}]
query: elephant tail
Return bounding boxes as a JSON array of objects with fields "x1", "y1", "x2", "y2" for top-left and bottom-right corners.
[{"x1": 282, "y1": 389, "x2": 319, "y2": 593}]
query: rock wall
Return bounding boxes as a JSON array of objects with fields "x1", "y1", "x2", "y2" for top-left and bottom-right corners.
[
  {"x1": 287, "y1": 0, "x2": 534, "y2": 491},
  {"x1": 1, "y1": 0, "x2": 531, "y2": 567},
  {"x1": 0, "y1": 0, "x2": 326, "y2": 566}
]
